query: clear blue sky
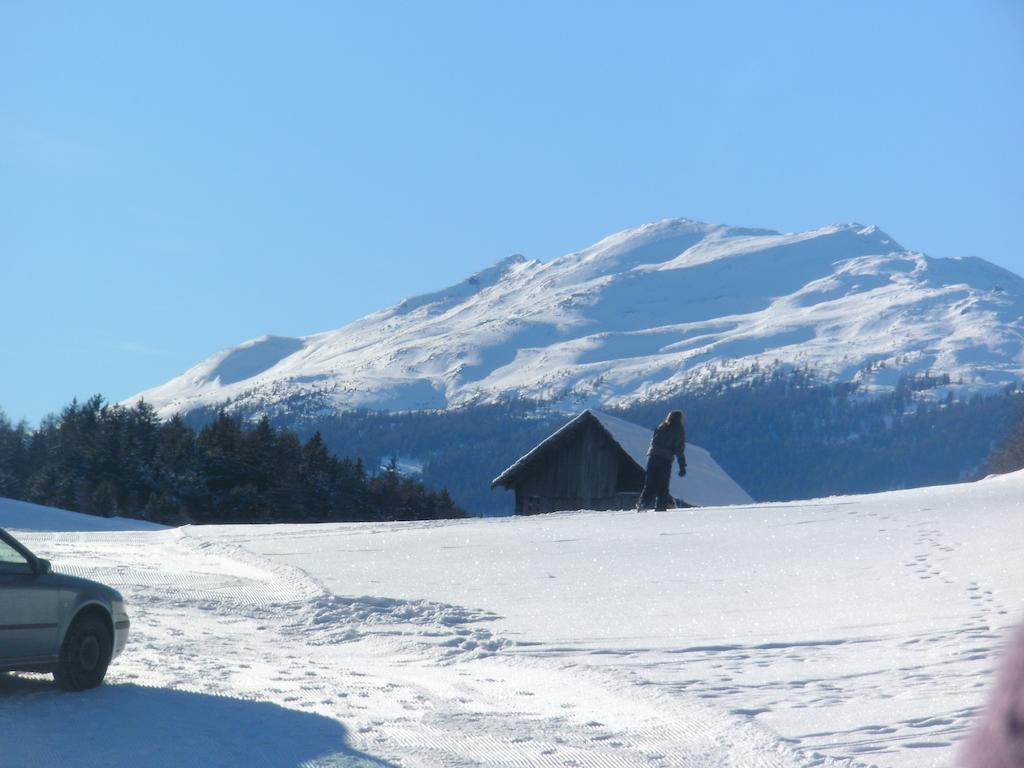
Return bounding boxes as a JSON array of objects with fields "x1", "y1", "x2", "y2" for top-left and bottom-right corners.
[{"x1": 2, "y1": 1, "x2": 1022, "y2": 424}]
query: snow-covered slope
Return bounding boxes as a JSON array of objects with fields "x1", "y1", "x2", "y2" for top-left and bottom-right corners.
[
  {"x1": 127, "y1": 218, "x2": 1024, "y2": 418},
  {"x1": 4, "y1": 473, "x2": 1022, "y2": 767},
  {"x1": 0, "y1": 496, "x2": 165, "y2": 532}
]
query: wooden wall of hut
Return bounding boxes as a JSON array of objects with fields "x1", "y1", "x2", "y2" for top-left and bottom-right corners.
[{"x1": 513, "y1": 419, "x2": 645, "y2": 514}]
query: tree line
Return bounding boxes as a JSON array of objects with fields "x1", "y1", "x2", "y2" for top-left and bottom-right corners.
[
  {"x1": 181, "y1": 398, "x2": 569, "y2": 516},
  {"x1": 198, "y1": 369, "x2": 1024, "y2": 514},
  {"x1": 0, "y1": 396, "x2": 464, "y2": 525},
  {"x1": 26, "y1": 370, "x2": 1020, "y2": 520}
]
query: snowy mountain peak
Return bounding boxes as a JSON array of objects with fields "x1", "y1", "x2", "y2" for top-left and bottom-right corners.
[
  {"x1": 127, "y1": 217, "x2": 1024, "y2": 419},
  {"x1": 853, "y1": 223, "x2": 898, "y2": 245},
  {"x1": 391, "y1": 252, "x2": 531, "y2": 318}
]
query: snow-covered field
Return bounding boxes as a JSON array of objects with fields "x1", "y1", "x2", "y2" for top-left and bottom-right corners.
[
  {"x1": 2, "y1": 473, "x2": 1022, "y2": 768},
  {"x1": 0, "y1": 496, "x2": 165, "y2": 532}
]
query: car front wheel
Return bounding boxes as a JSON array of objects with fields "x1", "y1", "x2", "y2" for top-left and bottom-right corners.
[{"x1": 54, "y1": 615, "x2": 112, "y2": 692}]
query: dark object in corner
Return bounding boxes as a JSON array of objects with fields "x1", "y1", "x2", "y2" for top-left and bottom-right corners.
[{"x1": 962, "y1": 622, "x2": 1024, "y2": 767}]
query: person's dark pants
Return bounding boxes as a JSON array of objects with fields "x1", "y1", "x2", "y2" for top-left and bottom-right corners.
[{"x1": 639, "y1": 455, "x2": 673, "y2": 511}]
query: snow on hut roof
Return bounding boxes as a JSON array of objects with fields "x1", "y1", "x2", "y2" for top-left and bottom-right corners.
[{"x1": 492, "y1": 409, "x2": 754, "y2": 507}]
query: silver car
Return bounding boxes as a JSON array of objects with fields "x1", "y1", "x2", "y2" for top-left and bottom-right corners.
[{"x1": 0, "y1": 528, "x2": 129, "y2": 691}]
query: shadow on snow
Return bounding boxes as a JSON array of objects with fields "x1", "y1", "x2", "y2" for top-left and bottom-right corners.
[{"x1": 0, "y1": 674, "x2": 393, "y2": 768}]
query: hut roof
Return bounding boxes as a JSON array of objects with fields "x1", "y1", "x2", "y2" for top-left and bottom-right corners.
[{"x1": 492, "y1": 409, "x2": 753, "y2": 507}]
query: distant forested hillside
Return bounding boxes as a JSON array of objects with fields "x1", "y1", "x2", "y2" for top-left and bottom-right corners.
[
  {"x1": 617, "y1": 369, "x2": 1023, "y2": 502},
  {"x1": 188, "y1": 371, "x2": 1024, "y2": 515},
  {"x1": 0, "y1": 396, "x2": 464, "y2": 525},
  {"x1": 987, "y1": 410, "x2": 1024, "y2": 475}
]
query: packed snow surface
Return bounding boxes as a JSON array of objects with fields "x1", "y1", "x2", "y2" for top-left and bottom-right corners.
[
  {"x1": 126, "y1": 218, "x2": 1024, "y2": 418},
  {"x1": 0, "y1": 496, "x2": 165, "y2": 532},
  {"x1": 2, "y1": 473, "x2": 1022, "y2": 767}
]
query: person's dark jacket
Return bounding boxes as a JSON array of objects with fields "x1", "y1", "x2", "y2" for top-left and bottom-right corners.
[{"x1": 647, "y1": 421, "x2": 686, "y2": 472}]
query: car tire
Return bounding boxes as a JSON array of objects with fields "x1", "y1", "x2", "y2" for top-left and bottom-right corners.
[{"x1": 54, "y1": 615, "x2": 112, "y2": 692}]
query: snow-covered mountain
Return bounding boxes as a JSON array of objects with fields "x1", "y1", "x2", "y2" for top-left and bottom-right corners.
[{"x1": 129, "y1": 218, "x2": 1024, "y2": 418}]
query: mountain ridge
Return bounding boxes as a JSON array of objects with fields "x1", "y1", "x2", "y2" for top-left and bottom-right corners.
[{"x1": 127, "y1": 217, "x2": 1024, "y2": 419}]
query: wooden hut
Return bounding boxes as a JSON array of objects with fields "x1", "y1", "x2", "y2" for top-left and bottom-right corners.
[{"x1": 491, "y1": 409, "x2": 753, "y2": 515}]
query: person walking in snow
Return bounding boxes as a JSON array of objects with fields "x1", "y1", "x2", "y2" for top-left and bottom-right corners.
[{"x1": 637, "y1": 410, "x2": 686, "y2": 511}]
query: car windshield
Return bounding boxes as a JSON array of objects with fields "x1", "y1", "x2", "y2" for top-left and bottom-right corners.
[{"x1": 0, "y1": 537, "x2": 32, "y2": 574}]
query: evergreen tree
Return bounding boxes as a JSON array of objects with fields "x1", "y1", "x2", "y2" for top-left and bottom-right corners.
[{"x1": 0, "y1": 396, "x2": 466, "y2": 524}]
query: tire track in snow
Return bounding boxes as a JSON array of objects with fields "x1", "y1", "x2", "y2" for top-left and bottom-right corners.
[
  {"x1": 180, "y1": 532, "x2": 842, "y2": 768},
  {"x1": 175, "y1": 528, "x2": 518, "y2": 660},
  {"x1": 15, "y1": 528, "x2": 844, "y2": 768},
  {"x1": 358, "y1": 658, "x2": 825, "y2": 768}
]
